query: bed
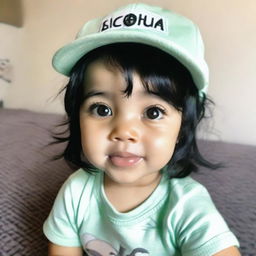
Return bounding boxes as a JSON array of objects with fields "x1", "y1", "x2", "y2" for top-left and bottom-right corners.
[{"x1": 0, "y1": 108, "x2": 255, "y2": 256}]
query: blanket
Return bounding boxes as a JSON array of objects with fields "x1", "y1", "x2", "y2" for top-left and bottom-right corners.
[{"x1": 0, "y1": 109, "x2": 255, "y2": 255}]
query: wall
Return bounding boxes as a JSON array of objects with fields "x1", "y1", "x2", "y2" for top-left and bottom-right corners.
[{"x1": 1, "y1": 0, "x2": 255, "y2": 145}]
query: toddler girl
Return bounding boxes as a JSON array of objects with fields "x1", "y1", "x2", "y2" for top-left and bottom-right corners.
[{"x1": 43, "y1": 3, "x2": 240, "y2": 256}]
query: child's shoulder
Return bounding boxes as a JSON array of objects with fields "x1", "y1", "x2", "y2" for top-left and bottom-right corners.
[
  {"x1": 169, "y1": 175, "x2": 207, "y2": 191},
  {"x1": 56, "y1": 169, "x2": 100, "y2": 209},
  {"x1": 167, "y1": 175, "x2": 212, "y2": 204},
  {"x1": 61, "y1": 169, "x2": 99, "y2": 196},
  {"x1": 67, "y1": 168, "x2": 90, "y2": 180},
  {"x1": 64, "y1": 168, "x2": 90, "y2": 185},
  {"x1": 165, "y1": 175, "x2": 224, "y2": 232}
]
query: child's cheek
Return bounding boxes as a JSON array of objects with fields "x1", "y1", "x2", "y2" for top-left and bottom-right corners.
[
  {"x1": 149, "y1": 134, "x2": 177, "y2": 160},
  {"x1": 80, "y1": 118, "x2": 105, "y2": 164},
  {"x1": 146, "y1": 121, "x2": 180, "y2": 162}
]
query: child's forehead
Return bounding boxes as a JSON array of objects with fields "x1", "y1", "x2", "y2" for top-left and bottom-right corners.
[
  {"x1": 85, "y1": 59, "x2": 121, "y2": 77},
  {"x1": 83, "y1": 60, "x2": 158, "y2": 97},
  {"x1": 84, "y1": 59, "x2": 126, "y2": 87}
]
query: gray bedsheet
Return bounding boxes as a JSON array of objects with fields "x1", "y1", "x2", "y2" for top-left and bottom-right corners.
[{"x1": 0, "y1": 109, "x2": 255, "y2": 255}]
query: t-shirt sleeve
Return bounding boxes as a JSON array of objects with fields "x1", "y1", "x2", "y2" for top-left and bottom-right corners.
[
  {"x1": 43, "y1": 170, "x2": 88, "y2": 247},
  {"x1": 170, "y1": 179, "x2": 240, "y2": 256}
]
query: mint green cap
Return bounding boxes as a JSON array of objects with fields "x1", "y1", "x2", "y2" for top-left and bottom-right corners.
[{"x1": 53, "y1": 3, "x2": 209, "y2": 94}]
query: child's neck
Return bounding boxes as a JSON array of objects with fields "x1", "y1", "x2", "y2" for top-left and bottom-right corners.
[{"x1": 103, "y1": 173, "x2": 162, "y2": 213}]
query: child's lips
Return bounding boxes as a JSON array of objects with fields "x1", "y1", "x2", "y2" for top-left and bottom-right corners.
[{"x1": 108, "y1": 152, "x2": 143, "y2": 167}]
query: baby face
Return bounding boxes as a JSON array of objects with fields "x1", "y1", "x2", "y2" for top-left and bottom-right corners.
[{"x1": 79, "y1": 60, "x2": 181, "y2": 187}]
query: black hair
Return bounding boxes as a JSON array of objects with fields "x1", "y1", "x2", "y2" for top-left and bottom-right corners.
[{"x1": 53, "y1": 43, "x2": 219, "y2": 178}]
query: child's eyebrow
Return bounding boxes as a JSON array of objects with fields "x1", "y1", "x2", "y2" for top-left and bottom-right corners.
[
  {"x1": 83, "y1": 90, "x2": 112, "y2": 101},
  {"x1": 142, "y1": 90, "x2": 175, "y2": 106},
  {"x1": 83, "y1": 89, "x2": 166, "y2": 102},
  {"x1": 143, "y1": 90, "x2": 164, "y2": 100}
]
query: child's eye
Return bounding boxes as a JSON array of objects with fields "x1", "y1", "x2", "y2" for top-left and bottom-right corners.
[
  {"x1": 144, "y1": 106, "x2": 166, "y2": 120},
  {"x1": 89, "y1": 103, "x2": 112, "y2": 117}
]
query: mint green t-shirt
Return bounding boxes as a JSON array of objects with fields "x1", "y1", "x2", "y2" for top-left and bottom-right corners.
[{"x1": 43, "y1": 169, "x2": 239, "y2": 256}]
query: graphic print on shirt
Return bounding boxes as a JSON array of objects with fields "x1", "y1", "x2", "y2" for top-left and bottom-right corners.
[{"x1": 81, "y1": 233, "x2": 150, "y2": 256}]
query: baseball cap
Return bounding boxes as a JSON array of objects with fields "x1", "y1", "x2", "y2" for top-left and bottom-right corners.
[{"x1": 53, "y1": 3, "x2": 209, "y2": 94}]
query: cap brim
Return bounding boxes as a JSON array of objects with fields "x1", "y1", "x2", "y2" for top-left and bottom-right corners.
[{"x1": 53, "y1": 30, "x2": 208, "y2": 92}]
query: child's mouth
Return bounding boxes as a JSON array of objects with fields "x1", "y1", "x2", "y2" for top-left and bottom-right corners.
[{"x1": 109, "y1": 152, "x2": 143, "y2": 167}]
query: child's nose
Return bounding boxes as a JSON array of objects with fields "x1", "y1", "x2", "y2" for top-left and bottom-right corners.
[{"x1": 109, "y1": 117, "x2": 140, "y2": 143}]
